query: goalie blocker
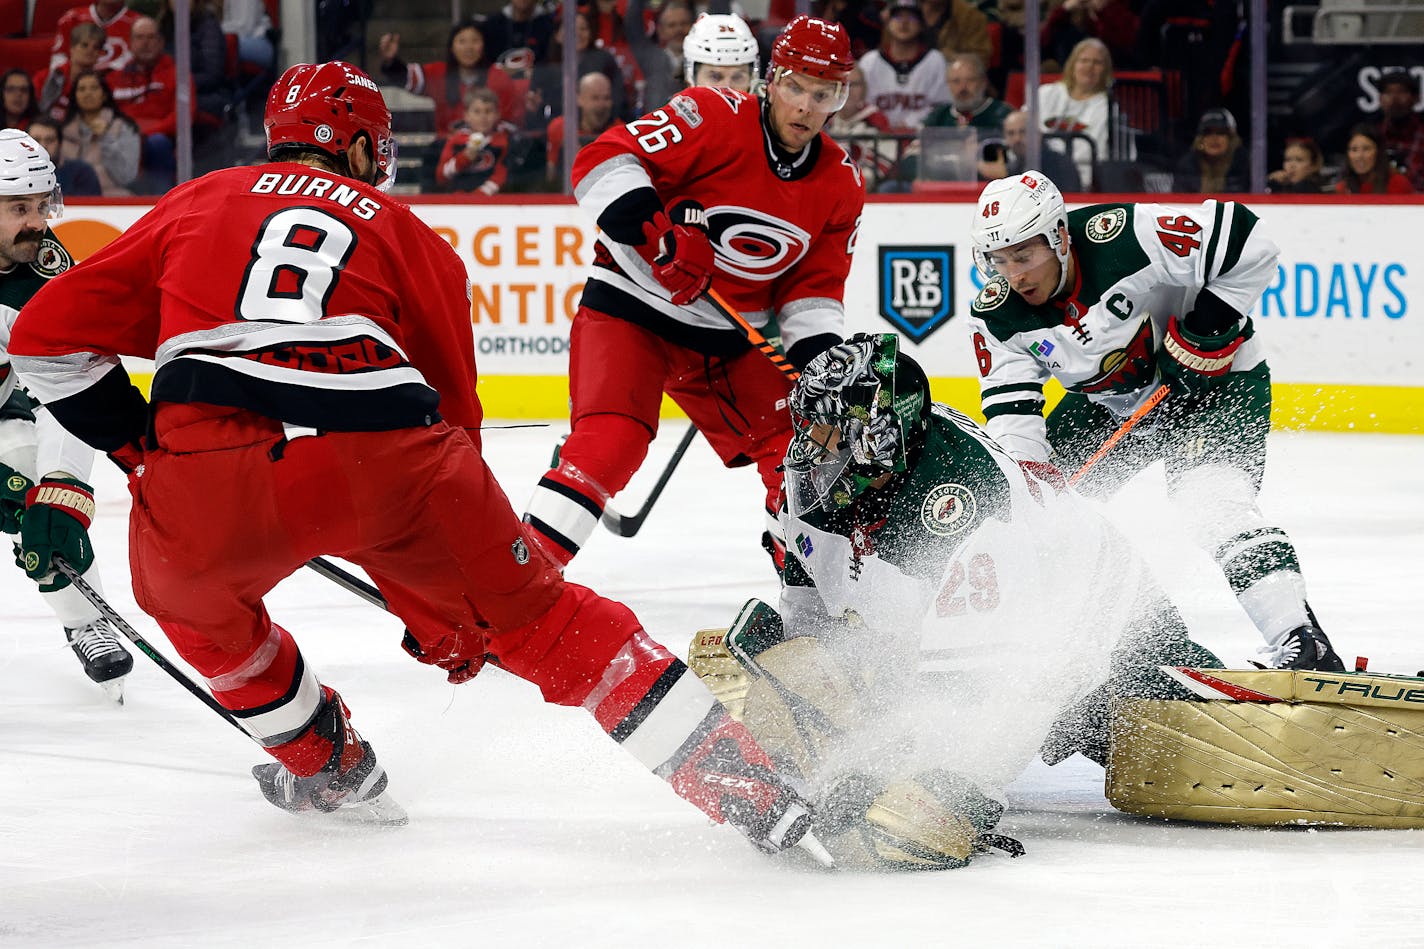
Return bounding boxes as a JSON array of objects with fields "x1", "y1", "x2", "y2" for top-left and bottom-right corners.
[{"x1": 1108, "y1": 666, "x2": 1424, "y2": 828}]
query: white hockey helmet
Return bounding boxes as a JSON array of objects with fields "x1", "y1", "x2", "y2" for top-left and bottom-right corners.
[
  {"x1": 0, "y1": 128, "x2": 62, "y2": 219},
  {"x1": 683, "y1": 13, "x2": 759, "y2": 86},
  {"x1": 971, "y1": 170, "x2": 1069, "y2": 295}
]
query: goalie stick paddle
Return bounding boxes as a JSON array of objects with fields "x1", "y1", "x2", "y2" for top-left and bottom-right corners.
[
  {"x1": 599, "y1": 424, "x2": 699, "y2": 537},
  {"x1": 54, "y1": 559, "x2": 250, "y2": 736},
  {"x1": 1068, "y1": 384, "x2": 1168, "y2": 487}
]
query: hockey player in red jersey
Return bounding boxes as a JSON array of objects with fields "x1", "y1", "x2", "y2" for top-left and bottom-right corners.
[
  {"x1": 521, "y1": 14, "x2": 866, "y2": 570},
  {"x1": 9, "y1": 62, "x2": 818, "y2": 855}
]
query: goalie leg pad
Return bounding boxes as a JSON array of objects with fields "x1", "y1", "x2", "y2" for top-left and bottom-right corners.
[
  {"x1": 738, "y1": 635, "x2": 861, "y2": 779},
  {"x1": 1108, "y1": 670, "x2": 1424, "y2": 828}
]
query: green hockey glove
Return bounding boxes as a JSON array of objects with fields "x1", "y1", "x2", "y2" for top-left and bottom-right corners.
[
  {"x1": 15, "y1": 476, "x2": 95, "y2": 591},
  {"x1": 1159, "y1": 315, "x2": 1244, "y2": 398},
  {"x1": 0, "y1": 462, "x2": 33, "y2": 535}
]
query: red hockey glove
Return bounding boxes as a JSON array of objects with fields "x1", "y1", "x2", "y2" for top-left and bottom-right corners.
[
  {"x1": 1160, "y1": 315, "x2": 1244, "y2": 398},
  {"x1": 1018, "y1": 460, "x2": 1066, "y2": 494},
  {"x1": 16, "y1": 476, "x2": 96, "y2": 591},
  {"x1": 401, "y1": 628, "x2": 488, "y2": 685},
  {"x1": 641, "y1": 200, "x2": 715, "y2": 306}
]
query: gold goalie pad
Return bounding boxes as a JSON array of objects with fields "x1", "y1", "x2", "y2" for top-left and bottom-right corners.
[
  {"x1": 1107, "y1": 667, "x2": 1424, "y2": 828},
  {"x1": 688, "y1": 628, "x2": 750, "y2": 721}
]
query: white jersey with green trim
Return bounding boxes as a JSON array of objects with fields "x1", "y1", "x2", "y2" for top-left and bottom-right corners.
[{"x1": 968, "y1": 200, "x2": 1279, "y2": 463}]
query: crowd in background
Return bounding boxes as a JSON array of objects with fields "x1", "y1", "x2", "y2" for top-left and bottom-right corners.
[{"x1": 4, "y1": 0, "x2": 1422, "y2": 196}]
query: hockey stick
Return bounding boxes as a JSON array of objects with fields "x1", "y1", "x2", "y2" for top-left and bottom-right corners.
[
  {"x1": 304, "y1": 556, "x2": 389, "y2": 610},
  {"x1": 53, "y1": 559, "x2": 250, "y2": 736},
  {"x1": 599, "y1": 424, "x2": 699, "y2": 537},
  {"x1": 1068, "y1": 384, "x2": 1168, "y2": 487},
  {"x1": 707, "y1": 288, "x2": 800, "y2": 382}
]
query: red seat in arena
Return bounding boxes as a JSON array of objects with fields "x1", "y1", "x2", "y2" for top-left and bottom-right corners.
[
  {"x1": 0, "y1": 36, "x2": 52, "y2": 75},
  {"x1": 29, "y1": 0, "x2": 73, "y2": 37},
  {"x1": 1, "y1": 0, "x2": 26, "y2": 37}
]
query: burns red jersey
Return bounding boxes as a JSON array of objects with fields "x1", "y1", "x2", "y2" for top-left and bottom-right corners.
[
  {"x1": 571, "y1": 85, "x2": 865, "y2": 358},
  {"x1": 11, "y1": 162, "x2": 482, "y2": 455}
]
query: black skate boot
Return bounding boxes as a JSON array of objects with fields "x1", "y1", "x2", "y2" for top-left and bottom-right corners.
[
  {"x1": 251, "y1": 692, "x2": 408, "y2": 825},
  {"x1": 1276, "y1": 624, "x2": 1346, "y2": 672},
  {"x1": 65, "y1": 619, "x2": 133, "y2": 702}
]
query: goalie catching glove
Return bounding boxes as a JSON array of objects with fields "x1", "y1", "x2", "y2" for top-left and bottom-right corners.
[
  {"x1": 642, "y1": 200, "x2": 715, "y2": 306},
  {"x1": 15, "y1": 476, "x2": 95, "y2": 591}
]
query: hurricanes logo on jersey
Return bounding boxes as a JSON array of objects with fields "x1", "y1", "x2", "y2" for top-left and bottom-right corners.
[
  {"x1": 33, "y1": 237, "x2": 72, "y2": 278},
  {"x1": 921, "y1": 483, "x2": 976, "y2": 536},
  {"x1": 1085, "y1": 208, "x2": 1128, "y2": 244},
  {"x1": 705, "y1": 207, "x2": 811, "y2": 281}
]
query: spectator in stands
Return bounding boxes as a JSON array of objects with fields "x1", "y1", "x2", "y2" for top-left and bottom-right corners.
[
  {"x1": 1041, "y1": 0, "x2": 1138, "y2": 71},
  {"x1": 529, "y1": 9, "x2": 627, "y2": 126},
  {"x1": 1038, "y1": 37, "x2": 1112, "y2": 188},
  {"x1": 60, "y1": 71, "x2": 140, "y2": 195},
  {"x1": 976, "y1": 107, "x2": 1082, "y2": 190},
  {"x1": 859, "y1": 0, "x2": 949, "y2": 129},
  {"x1": 1336, "y1": 123, "x2": 1415, "y2": 195},
  {"x1": 917, "y1": 0, "x2": 990, "y2": 66},
  {"x1": 1172, "y1": 107, "x2": 1247, "y2": 194},
  {"x1": 157, "y1": 0, "x2": 230, "y2": 122},
  {"x1": 545, "y1": 71, "x2": 615, "y2": 184},
  {"x1": 626, "y1": 0, "x2": 694, "y2": 111},
  {"x1": 922, "y1": 52, "x2": 1009, "y2": 130},
  {"x1": 27, "y1": 115, "x2": 102, "y2": 196},
  {"x1": 484, "y1": 0, "x2": 557, "y2": 65},
  {"x1": 983, "y1": 0, "x2": 1025, "y2": 94},
  {"x1": 3, "y1": 70, "x2": 39, "y2": 131},
  {"x1": 436, "y1": 88, "x2": 512, "y2": 196},
  {"x1": 826, "y1": 64, "x2": 898, "y2": 188},
  {"x1": 1267, "y1": 137, "x2": 1329, "y2": 194},
  {"x1": 1377, "y1": 69, "x2": 1424, "y2": 192},
  {"x1": 49, "y1": 0, "x2": 141, "y2": 73},
  {"x1": 221, "y1": 0, "x2": 276, "y2": 72},
  {"x1": 381, "y1": 20, "x2": 523, "y2": 134},
  {"x1": 812, "y1": 0, "x2": 884, "y2": 60},
  {"x1": 109, "y1": 16, "x2": 190, "y2": 192},
  {"x1": 36, "y1": 22, "x2": 107, "y2": 121}
]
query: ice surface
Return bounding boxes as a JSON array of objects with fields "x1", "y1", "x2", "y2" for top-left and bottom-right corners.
[{"x1": 2, "y1": 425, "x2": 1421, "y2": 947}]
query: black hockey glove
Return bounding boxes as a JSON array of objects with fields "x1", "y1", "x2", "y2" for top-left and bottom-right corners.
[
  {"x1": 0, "y1": 462, "x2": 33, "y2": 534},
  {"x1": 642, "y1": 200, "x2": 715, "y2": 306},
  {"x1": 15, "y1": 476, "x2": 95, "y2": 591},
  {"x1": 1159, "y1": 315, "x2": 1244, "y2": 398}
]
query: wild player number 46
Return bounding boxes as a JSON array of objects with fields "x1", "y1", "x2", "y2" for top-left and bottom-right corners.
[{"x1": 1155, "y1": 214, "x2": 1202, "y2": 258}]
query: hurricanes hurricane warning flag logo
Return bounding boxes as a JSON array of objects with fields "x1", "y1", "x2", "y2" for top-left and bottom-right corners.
[{"x1": 878, "y1": 245, "x2": 954, "y2": 342}]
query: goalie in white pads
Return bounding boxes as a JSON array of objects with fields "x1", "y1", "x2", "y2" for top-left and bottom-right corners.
[
  {"x1": 968, "y1": 171, "x2": 1343, "y2": 673},
  {"x1": 692, "y1": 333, "x2": 1222, "y2": 870}
]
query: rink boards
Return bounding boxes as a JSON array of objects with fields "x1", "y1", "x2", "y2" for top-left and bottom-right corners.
[{"x1": 51, "y1": 195, "x2": 1424, "y2": 433}]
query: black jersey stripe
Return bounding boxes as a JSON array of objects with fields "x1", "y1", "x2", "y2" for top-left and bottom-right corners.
[
  {"x1": 983, "y1": 399, "x2": 1045, "y2": 420},
  {"x1": 609, "y1": 662, "x2": 686, "y2": 744},
  {"x1": 537, "y1": 474, "x2": 604, "y2": 517},
  {"x1": 983, "y1": 382, "x2": 1045, "y2": 399}
]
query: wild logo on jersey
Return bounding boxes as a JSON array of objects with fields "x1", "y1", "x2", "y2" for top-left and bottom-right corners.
[
  {"x1": 920, "y1": 482, "x2": 976, "y2": 536},
  {"x1": 1076, "y1": 316, "x2": 1156, "y2": 395},
  {"x1": 33, "y1": 237, "x2": 72, "y2": 278},
  {"x1": 878, "y1": 245, "x2": 955, "y2": 341}
]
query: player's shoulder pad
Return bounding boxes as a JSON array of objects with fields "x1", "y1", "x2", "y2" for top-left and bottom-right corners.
[
  {"x1": 1071, "y1": 203, "x2": 1133, "y2": 246},
  {"x1": 29, "y1": 232, "x2": 73, "y2": 280},
  {"x1": 666, "y1": 85, "x2": 751, "y2": 126}
]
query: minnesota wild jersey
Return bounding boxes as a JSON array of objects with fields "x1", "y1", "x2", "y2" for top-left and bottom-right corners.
[
  {"x1": 779, "y1": 403, "x2": 1164, "y2": 789},
  {"x1": 968, "y1": 201, "x2": 1279, "y2": 463},
  {"x1": 1, "y1": 230, "x2": 73, "y2": 405}
]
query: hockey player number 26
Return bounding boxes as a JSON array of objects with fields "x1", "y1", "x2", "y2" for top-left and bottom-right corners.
[
  {"x1": 935, "y1": 553, "x2": 1000, "y2": 617},
  {"x1": 237, "y1": 208, "x2": 356, "y2": 323},
  {"x1": 1154, "y1": 214, "x2": 1202, "y2": 259},
  {"x1": 626, "y1": 111, "x2": 684, "y2": 154}
]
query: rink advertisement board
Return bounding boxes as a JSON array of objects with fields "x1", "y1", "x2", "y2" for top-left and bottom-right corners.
[{"x1": 51, "y1": 196, "x2": 1424, "y2": 432}]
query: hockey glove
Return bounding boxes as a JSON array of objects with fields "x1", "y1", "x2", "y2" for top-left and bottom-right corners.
[
  {"x1": 0, "y1": 462, "x2": 33, "y2": 535},
  {"x1": 1159, "y1": 315, "x2": 1244, "y2": 398},
  {"x1": 1018, "y1": 459, "x2": 1066, "y2": 494},
  {"x1": 642, "y1": 200, "x2": 715, "y2": 306},
  {"x1": 401, "y1": 628, "x2": 488, "y2": 685},
  {"x1": 16, "y1": 476, "x2": 95, "y2": 591}
]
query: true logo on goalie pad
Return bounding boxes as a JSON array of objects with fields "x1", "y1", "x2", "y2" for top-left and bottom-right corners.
[{"x1": 920, "y1": 483, "x2": 975, "y2": 536}]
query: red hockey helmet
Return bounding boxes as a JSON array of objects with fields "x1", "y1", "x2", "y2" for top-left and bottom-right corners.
[
  {"x1": 767, "y1": 15, "x2": 855, "y2": 111},
  {"x1": 265, "y1": 61, "x2": 396, "y2": 190}
]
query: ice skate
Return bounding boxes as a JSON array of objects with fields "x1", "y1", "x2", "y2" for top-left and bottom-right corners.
[
  {"x1": 1275, "y1": 624, "x2": 1345, "y2": 672},
  {"x1": 65, "y1": 619, "x2": 133, "y2": 703},
  {"x1": 251, "y1": 692, "x2": 407, "y2": 826}
]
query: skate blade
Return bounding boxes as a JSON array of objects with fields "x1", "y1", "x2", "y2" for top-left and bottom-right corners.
[
  {"x1": 797, "y1": 831, "x2": 835, "y2": 868},
  {"x1": 333, "y1": 791, "x2": 409, "y2": 827},
  {"x1": 99, "y1": 677, "x2": 126, "y2": 705}
]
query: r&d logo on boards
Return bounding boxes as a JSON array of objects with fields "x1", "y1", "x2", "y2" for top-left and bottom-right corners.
[{"x1": 879, "y1": 245, "x2": 954, "y2": 342}]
